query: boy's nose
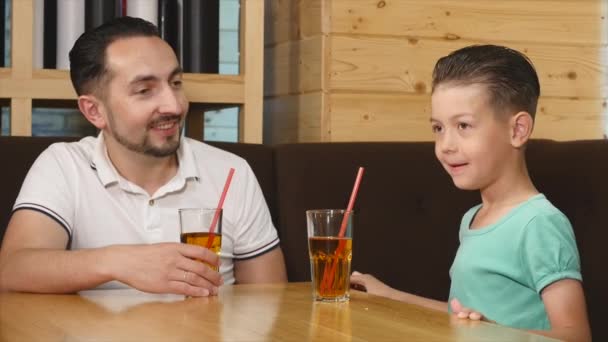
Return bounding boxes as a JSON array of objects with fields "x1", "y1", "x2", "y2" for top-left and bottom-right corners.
[{"x1": 438, "y1": 131, "x2": 457, "y2": 153}]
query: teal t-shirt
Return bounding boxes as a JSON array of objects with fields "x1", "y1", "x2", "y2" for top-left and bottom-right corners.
[{"x1": 448, "y1": 194, "x2": 582, "y2": 330}]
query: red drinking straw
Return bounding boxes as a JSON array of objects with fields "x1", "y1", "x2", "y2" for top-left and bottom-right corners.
[
  {"x1": 321, "y1": 167, "x2": 365, "y2": 292},
  {"x1": 206, "y1": 168, "x2": 235, "y2": 249}
]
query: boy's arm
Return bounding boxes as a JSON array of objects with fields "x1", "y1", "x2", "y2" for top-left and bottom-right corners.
[
  {"x1": 532, "y1": 279, "x2": 591, "y2": 342},
  {"x1": 350, "y1": 271, "x2": 448, "y2": 312},
  {"x1": 450, "y1": 279, "x2": 591, "y2": 342},
  {"x1": 0, "y1": 210, "x2": 222, "y2": 296}
]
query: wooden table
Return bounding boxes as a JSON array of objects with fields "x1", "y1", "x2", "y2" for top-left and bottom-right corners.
[{"x1": 0, "y1": 282, "x2": 555, "y2": 341}]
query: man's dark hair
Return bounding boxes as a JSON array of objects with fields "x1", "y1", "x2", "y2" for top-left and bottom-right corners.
[
  {"x1": 431, "y1": 44, "x2": 540, "y2": 118},
  {"x1": 69, "y1": 16, "x2": 160, "y2": 96}
]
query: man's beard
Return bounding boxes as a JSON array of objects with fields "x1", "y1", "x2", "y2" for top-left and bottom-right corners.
[{"x1": 108, "y1": 112, "x2": 183, "y2": 158}]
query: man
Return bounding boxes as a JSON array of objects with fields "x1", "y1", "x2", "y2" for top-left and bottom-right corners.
[{"x1": 0, "y1": 17, "x2": 287, "y2": 297}]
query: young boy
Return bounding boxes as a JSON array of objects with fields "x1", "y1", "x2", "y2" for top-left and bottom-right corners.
[{"x1": 351, "y1": 45, "x2": 591, "y2": 341}]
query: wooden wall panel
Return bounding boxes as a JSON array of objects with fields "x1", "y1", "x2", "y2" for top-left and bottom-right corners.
[
  {"x1": 330, "y1": 35, "x2": 606, "y2": 99},
  {"x1": 264, "y1": 92, "x2": 323, "y2": 144},
  {"x1": 264, "y1": 36, "x2": 323, "y2": 97},
  {"x1": 329, "y1": 94, "x2": 606, "y2": 142},
  {"x1": 263, "y1": 0, "x2": 607, "y2": 142},
  {"x1": 265, "y1": 0, "x2": 322, "y2": 45},
  {"x1": 330, "y1": 0, "x2": 606, "y2": 45},
  {"x1": 330, "y1": 93, "x2": 432, "y2": 142},
  {"x1": 533, "y1": 98, "x2": 606, "y2": 140}
]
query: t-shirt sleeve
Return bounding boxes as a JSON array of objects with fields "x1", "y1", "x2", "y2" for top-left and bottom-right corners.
[
  {"x1": 13, "y1": 145, "x2": 75, "y2": 243},
  {"x1": 230, "y1": 161, "x2": 279, "y2": 260},
  {"x1": 521, "y1": 212, "x2": 582, "y2": 293}
]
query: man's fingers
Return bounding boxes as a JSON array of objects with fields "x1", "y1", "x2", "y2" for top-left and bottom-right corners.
[
  {"x1": 179, "y1": 244, "x2": 220, "y2": 266},
  {"x1": 169, "y1": 280, "x2": 211, "y2": 297}
]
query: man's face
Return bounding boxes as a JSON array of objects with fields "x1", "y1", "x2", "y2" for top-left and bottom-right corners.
[
  {"x1": 430, "y1": 83, "x2": 513, "y2": 191},
  {"x1": 99, "y1": 36, "x2": 188, "y2": 157}
]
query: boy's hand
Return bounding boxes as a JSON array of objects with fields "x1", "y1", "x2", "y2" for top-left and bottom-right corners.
[
  {"x1": 350, "y1": 271, "x2": 393, "y2": 298},
  {"x1": 450, "y1": 298, "x2": 495, "y2": 323}
]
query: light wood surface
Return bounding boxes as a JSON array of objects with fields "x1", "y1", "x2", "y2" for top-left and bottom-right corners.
[
  {"x1": 331, "y1": 0, "x2": 606, "y2": 45},
  {"x1": 240, "y1": 0, "x2": 264, "y2": 143},
  {"x1": 264, "y1": 0, "x2": 607, "y2": 143},
  {"x1": 330, "y1": 36, "x2": 606, "y2": 98},
  {"x1": 0, "y1": 282, "x2": 557, "y2": 341},
  {"x1": 0, "y1": 0, "x2": 265, "y2": 143}
]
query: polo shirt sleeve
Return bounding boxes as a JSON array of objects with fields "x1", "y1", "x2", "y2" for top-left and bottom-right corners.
[
  {"x1": 13, "y1": 145, "x2": 75, "y2": 244},
  {"x1": 230, "y1": 161, "x2": 280, "y2": 260},
  {"x1": 520, "y1": 212, "x2": 582, "y2": 293}
]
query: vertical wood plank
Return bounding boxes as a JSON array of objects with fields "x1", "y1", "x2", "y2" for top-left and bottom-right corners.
[
  {"x1": 320, "y1": 0, "x2": 331, "y2": 142},
  {"x1": 11, "y1": 0, "x2": 34, "y2": 78},
  {"x1": 10, "y1": 0, "x2": 34, "y2": 136},
  {"x1": 240, "y1": 0, "x2": 264, "y2": 143},
  {"x1": 10, "y1": 98, "x2": 33, "y2": 136}
]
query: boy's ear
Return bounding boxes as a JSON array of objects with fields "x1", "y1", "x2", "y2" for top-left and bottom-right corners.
[
  {"x1": 510, "y1": 111, "x2": 534, "y2": 148},
  {"x1": 77, "y1": 95, "x2": 107, "y2": 130}
]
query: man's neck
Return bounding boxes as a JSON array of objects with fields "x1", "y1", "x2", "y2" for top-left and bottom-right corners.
[{"x1": 103, "y1": 135, "x2": 179, "y2": 196}]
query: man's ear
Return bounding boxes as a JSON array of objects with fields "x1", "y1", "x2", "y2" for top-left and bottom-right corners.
[
  {"x1": 77, "y1": 95, "x2": 106, "y2": 130},
  {"x1": 510, "y1": 111, "x2": 534, "y2": 148}
]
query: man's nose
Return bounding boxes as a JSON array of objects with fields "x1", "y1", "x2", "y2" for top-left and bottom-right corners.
[{"x1": 158, "y1": 86, "x2": 184, "y2": 114}]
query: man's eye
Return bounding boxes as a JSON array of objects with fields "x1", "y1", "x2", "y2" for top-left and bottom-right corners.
[
  {"x1": 431, "y1": 125, "x2": 442, "y2": 133},
  {"x1": 136, "y1": 88, "x2": 150, "y2": 95},
  {"x1": 172, "y1": 80, "x2": 183, "y2": 88},
  {"x1": 458, "y1": 123, "x2": 471, "y2": 130}
]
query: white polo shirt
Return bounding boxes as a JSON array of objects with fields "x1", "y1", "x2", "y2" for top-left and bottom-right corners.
[{"x1": 13, "y1": 134, "x2": 280, "y2": 288}]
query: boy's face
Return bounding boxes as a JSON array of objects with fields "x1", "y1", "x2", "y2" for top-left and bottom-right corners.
[{"x1": 430, "y1": 84, "x2": 513, "y2": 191}]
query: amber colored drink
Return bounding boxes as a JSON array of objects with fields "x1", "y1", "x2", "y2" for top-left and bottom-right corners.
[
  {"x1": 308, "y1": 236, "x2": 353, "y2": 301},
  {"x1": 180, "y1": 232, "x2": 222, "y2": 271}
]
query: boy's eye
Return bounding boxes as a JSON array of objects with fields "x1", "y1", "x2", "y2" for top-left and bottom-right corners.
[
  {"x1": 431, "y1": 125, "x2": 442, "y2": 133},
  {"x1": 171, "y1": 80, "x2": 183, "y2": 88},
  {"x1": 458, "y1": 122, "x2": 471, "y2": 130},
  {"x1": 136, "y1": 88, "x2": 150, "y2": 95}
]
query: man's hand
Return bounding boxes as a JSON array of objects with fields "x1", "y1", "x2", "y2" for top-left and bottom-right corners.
[{"x1": 108, "y1": 243, "x2": 224, "y2": 297}]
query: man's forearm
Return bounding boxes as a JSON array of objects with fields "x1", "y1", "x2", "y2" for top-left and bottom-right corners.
[{"x1": 0, "y1": 247, "x2": 115, "y2": 293}]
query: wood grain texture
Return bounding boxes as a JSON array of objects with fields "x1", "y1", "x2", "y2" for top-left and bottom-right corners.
[
  {"x1": 264, "y1": 92, "x2": 323, "y2": 144},
  {"x1": 330, "y1": 35, "x2": 607, "y2": 99},
  {"x1": 0, "y1": 283, "x2": 557, "y2": 341},
  {"x1": 330, "y1": 0, "x2": 607, "y2": 45},
  {"x1": 241, "y1": 0, "x2": 265, "y2": 143},
  {"x1": 329, "y1": 93, "x2": 606, "y2": 141},
  {"x1": 10, "y1": 98, "x2": 33, "y2": 136},
  {"x1": 265, "y1": 0, "x2": 322, "y2": 46},
  {"x1": 264, "y1": 36, "x2": 323, "y2": 97},
  {"x1": 264, "y1": 0, "x2": 607, "y2": 142}
]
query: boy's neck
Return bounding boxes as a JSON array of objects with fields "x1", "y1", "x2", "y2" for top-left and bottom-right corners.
[
  {"x1": 471, "y1": 158, "x2": 538, "y2": 229},
  {"x1": 480, "y1": 155, "x2": 538, "y2": 208}
]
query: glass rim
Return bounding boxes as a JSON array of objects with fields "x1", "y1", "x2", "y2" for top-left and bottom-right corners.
[
  {"x1": 305, "y1": 209, "x2": 354, "y2": 215},
  {"x1": 178, "y1": 208, "x2": 222, "y2": 213}
]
